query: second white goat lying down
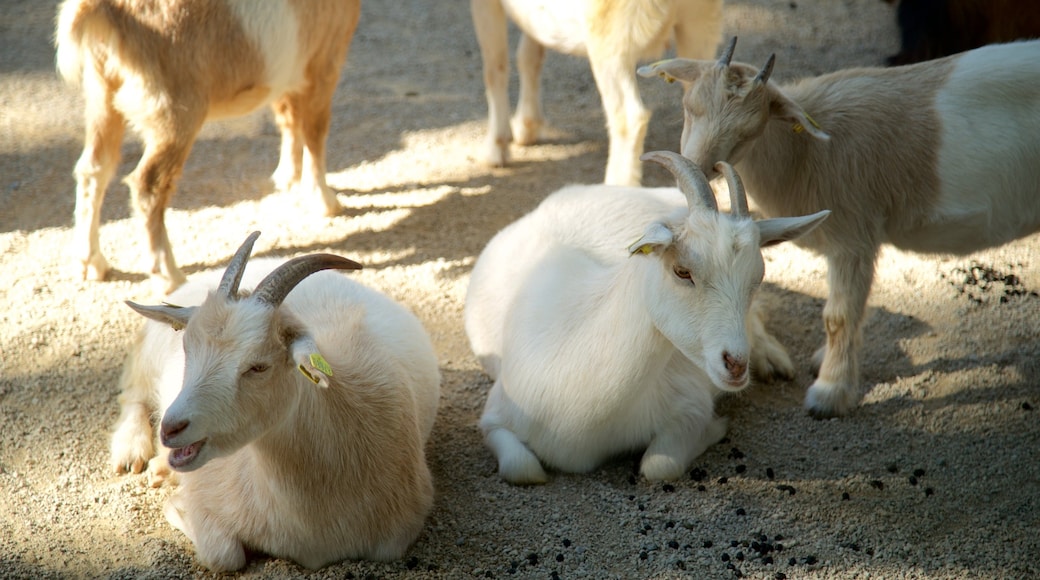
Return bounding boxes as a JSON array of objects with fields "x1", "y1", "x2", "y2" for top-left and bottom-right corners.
[
  {"x1": 465, "y1": 151, "x2": 829, "y2": 484},
  {"x1": 471, "y1": 0, "x2": 723, "y2": 186},
  {"x1": 639, "y1": 38, "x2": 1040, "y2": 417},
  {"x1": 110, "y1": 232, "x2": 441, "y2": 571}
]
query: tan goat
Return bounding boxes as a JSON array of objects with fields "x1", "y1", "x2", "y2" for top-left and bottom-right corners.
[{"x1": 55, "y1": 0, "x2": 360, "y2": 293}]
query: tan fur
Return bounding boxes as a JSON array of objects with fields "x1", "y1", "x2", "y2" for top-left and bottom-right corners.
[
  {"x1": 111, "y1": 259, "x2": 440, "y2": 570},
  {"x1": 55, "y1": 0, "x2": 360, "y2": 293}
]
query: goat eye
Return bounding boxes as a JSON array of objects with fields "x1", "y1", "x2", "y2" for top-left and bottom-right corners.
[
  {"x1": 673, "y1": 265, "x2": 693, "y2": 282},
  {"x1": 246, "y1": 363, "x2": 269, "y2": 375}
]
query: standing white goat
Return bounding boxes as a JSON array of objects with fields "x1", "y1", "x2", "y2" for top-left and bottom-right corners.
[
  {"x1": 110, "y1": 232, "x2": 441, "y2": 571},
  {"x1": 639, "y1": 38, "x2": 1040, "y2": 417},
  {"x1": 465, "y1": 151, "x2": 829, "y2": 484},
  {"x1": 55, "y1": 0, "x2": 360, "y2": 293},
  {"x1": 471, "y1": 0, "x2": 723, "y2": 186}
]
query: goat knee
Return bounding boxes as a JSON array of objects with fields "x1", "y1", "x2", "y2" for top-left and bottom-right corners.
[{"x1": 484, "y1": 426, "x2": 547, "y2": 485}]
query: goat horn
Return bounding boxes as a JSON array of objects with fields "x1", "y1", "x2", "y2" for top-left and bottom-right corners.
[
  {"x1": 716, "y1": 36, "x2": 737, "y2": 68},
  {"x1": 641, "y1": 151, "x2": 718, "y2": 213},
  {"x1": 251, "y1": 253, "x2": 363, "y2": 308},
  {"x1": 754, "y1": 53, "x2": 776, "y2": 85},
  {"x1": 714, "y1": 162, "x2": 750, "y2": 218},
  {"x1": 217, "y1": 231, "x2": 261, "y2": 298}
]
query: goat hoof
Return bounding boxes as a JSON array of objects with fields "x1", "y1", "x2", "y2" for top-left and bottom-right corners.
[
  {"x1": 81, "y1": 254, "x2": 111, "y2": 282},
  {"x1": 804, "y1": 379, "x2": 859, "y2": 418}
]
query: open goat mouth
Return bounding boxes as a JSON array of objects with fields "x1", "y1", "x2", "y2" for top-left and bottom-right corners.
[{"x1": 167, "y1": 439, "x2": 207, "y2": 470}]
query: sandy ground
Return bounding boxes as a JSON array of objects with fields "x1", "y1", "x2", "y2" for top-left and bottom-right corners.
[{"x1": 2, "y1": 0, "x2": 1039, "y2": 578}]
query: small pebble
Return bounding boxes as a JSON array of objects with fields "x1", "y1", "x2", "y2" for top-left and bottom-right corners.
[
  {"x1": 735, "y1": 508, "x2": 746, "y2": 516},
  {"x1": 909, "y1": 476, "x2": 918, "y2": 486},
  {"x1": 556, "y1": 554, "x2": 564, "y2": 562},
  {"x1": 766, "y1": 467, "x2": 775, "y2": 480},
  {"x1": 703, "y1": 540, "x2": 714, "y2": 548},
  {"x1": 562, "y1": 538, "x2": 572, "y2": 548}
]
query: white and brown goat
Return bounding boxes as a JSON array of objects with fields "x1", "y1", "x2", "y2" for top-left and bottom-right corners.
[
  {"x1": 55, "y1": 0, "x2": 360, "y2": 292},
  {"x1": 640, "y1": 38, "x2": 1040, "y2": 416}
]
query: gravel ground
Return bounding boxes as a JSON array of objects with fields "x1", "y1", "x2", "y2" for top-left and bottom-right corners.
[{"x1": 2, "y1": 0, "x2": 1039, "y2": 578}]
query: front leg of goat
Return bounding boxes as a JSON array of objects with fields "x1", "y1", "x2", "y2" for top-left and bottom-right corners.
[
  {"x1": 480, "y1": 382, "x2": 548, "y2": 484},
  {"x1": 165, "y1": 494, "x2": 246, "y2": 572},
  {"x1": 110, "y1": 397, "x2": 154, "y2": 475},
  {"x1": 748, "y1": 298, "x2": 795, "y2": 382},
  {"x1": 471, "y1": 0, "x2": 513, "y2": 167},
  {"x1": 805, "y1": 251, "x2": 876, "y2": 417},
  {"x1": 641, "y1": 415, "x2": 728, "y2": 481}
]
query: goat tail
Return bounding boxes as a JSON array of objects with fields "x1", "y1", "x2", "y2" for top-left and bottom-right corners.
[{"x1": 55, "y1": 0, "x2": 116, "y2": 86}]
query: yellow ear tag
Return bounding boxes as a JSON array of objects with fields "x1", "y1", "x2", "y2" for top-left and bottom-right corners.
[
  {"x1": 298, "y1": 353, "x2": 333, "y2": 384},
  {"x1": 794, "y1": 112, "x2": 822, "y2": 134},
  {"x1": 634, "y1": 244, "x2": 654, "y2": 255},
  {"x1": 310, "y1": 353, "x2": 333, "y2": 376},
  {"x1": 298, "y1": 365, "x2": 319, "y2": 384}
]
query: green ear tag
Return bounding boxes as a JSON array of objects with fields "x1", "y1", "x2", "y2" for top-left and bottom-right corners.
[{"x1": 309, "y1": 353, "x2": 333, "y2": 377}]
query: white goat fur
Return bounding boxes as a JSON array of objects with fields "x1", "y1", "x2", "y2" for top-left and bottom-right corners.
[
  {"x1": 55, "y1": 0, "x2": 360, "y2": 293},
  {"x1": 111, "y1": 251, "x2": 440, "y2": 571},
  {"x1": 471, "y1": 0, "x2": 722, "y2": 186},
  {"x1": 640, "y1": 39, "x2": 1040, "y2": 417},
  {"x1": 465, "y1": 152, "x2": 829, "y2": 484}
]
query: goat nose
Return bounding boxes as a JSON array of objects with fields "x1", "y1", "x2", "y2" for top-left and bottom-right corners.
[
  {"x1": 161, "y1": 418, "x2": 189, "y2": 444},
  {"x1": 723, "y1": 352, "x2": 748, "y2": 380}
]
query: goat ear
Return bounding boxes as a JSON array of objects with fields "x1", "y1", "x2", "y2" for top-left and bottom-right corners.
[
  {"x1": 290, "y1": 334, "x2": 332, "y2": 389},
  {"x1": 756, "y1": 210, "x2": 831, "y2": 247},
  {"x1": 628, "y1": 222, "x2": 675, "y2": 256},
  {"x1": 637, "y1": 58, "x2": 709, "y2": 85},
  {"x1": 125, "y1": 301, "x2": 196, "y2": 330},
  {"x1": 768, "y1": 90, "x2": 830, "y2": 141}
]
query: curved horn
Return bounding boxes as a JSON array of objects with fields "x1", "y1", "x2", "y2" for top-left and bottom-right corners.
[
  {"x1": 716, "y1": 36, "x2": 737, "y2": 68},
  {"x1": 714, "y1": 162, "x2": 750, "y2": 218},
  {"x1": 641, "y1": 151, "x2": 717, "y2": 213},
  {"x1": 217, "y1": 231, "x2": 261, "y2": 298},
  {"x1": 251, "y1": 253, "x2": 363, "y2": 308},
  {"x1": 754, "y1": 53, "x2": 776, "y2": 86}
]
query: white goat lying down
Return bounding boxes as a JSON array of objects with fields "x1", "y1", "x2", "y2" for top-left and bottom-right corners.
[
  {"x1": 639, "y1": 38, "x2": 1040, "y2": 417},
  {"x1": 471, "y1": 0, "x2": 723, "y2": 186},
  {"x1": 111, "y1": 232, "x2": 441, "y2": 571},
  {"x1": 55, "y1": 0, "x2": 360, "y2": 293},
  {"x1": 465, "y1": 151, "x2": 829, "y2": 484}
]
